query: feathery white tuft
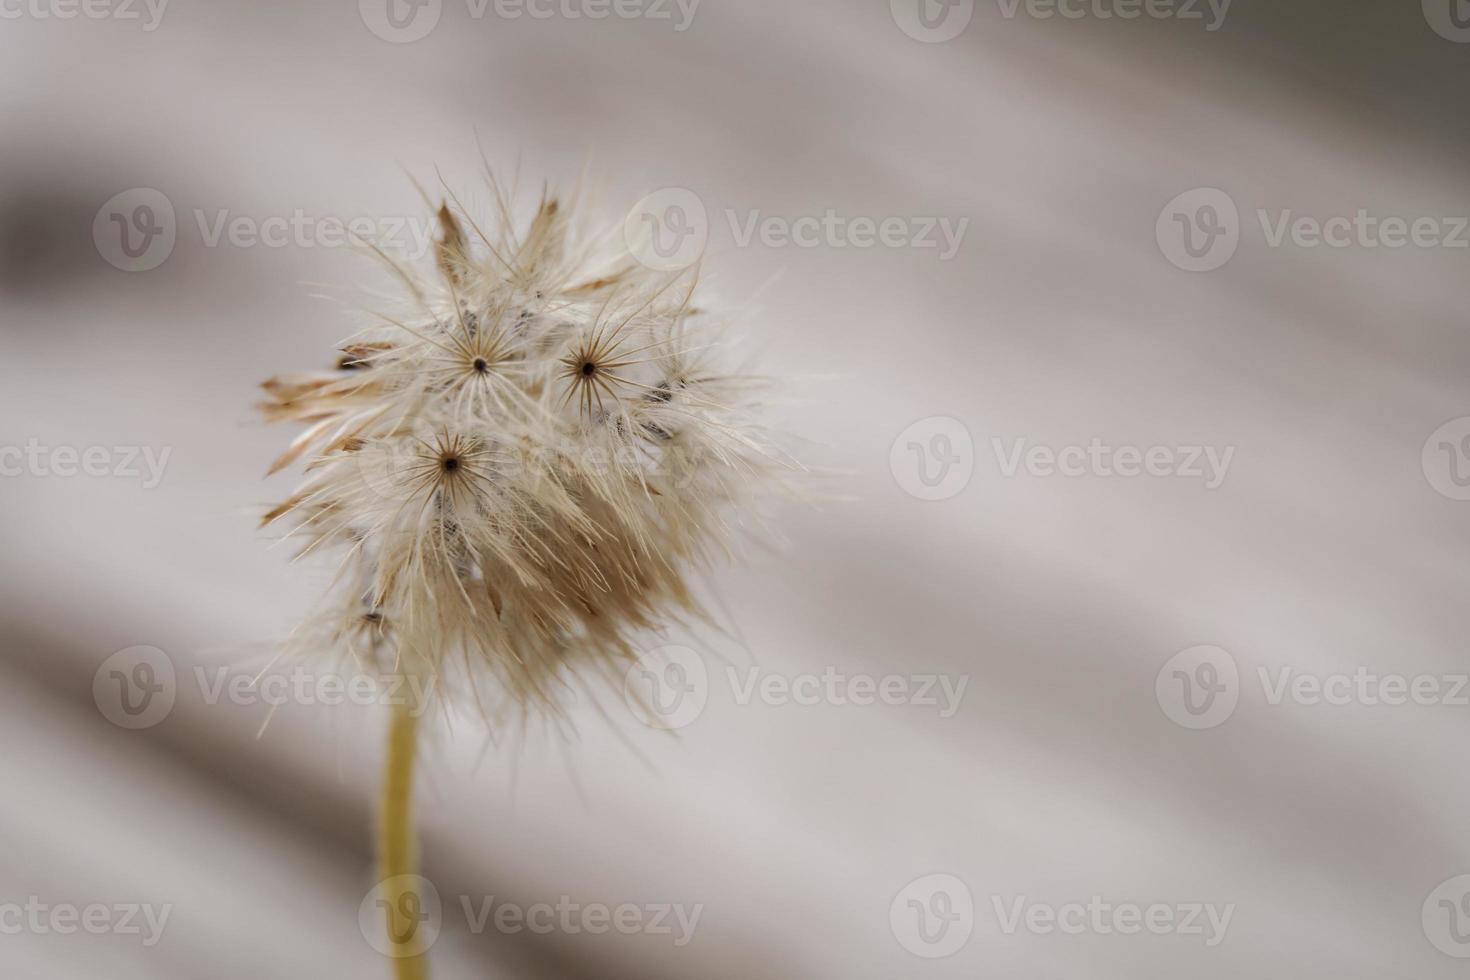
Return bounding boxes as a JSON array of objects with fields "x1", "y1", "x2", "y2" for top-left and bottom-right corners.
[{"x1": 259, "y1": 179, "x2": 795, "y2": 724}]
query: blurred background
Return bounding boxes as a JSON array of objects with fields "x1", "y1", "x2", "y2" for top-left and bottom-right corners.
[{"x1": 3, "y1": 0, "x2": 1470, "y2": 976}]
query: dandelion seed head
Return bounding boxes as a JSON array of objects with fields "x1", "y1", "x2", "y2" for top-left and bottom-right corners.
[{"x1": 258, "y1": 179, "x2": 795, "y2": 724}]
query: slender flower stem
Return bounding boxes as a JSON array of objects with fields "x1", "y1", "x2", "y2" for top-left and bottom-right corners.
[{"x1": 379, "y1": 697, "x2": 429, "y2": 980}]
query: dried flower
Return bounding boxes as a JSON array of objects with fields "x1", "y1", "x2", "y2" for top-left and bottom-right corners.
[{"x1": 258, "y1": 180, "x2": 794, "y2": 725}]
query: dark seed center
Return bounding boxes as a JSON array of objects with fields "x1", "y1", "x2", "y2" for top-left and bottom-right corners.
[
  {"x1": 441, "y1": 457, "x2": 460, "y2": 472},
  {"x1": 473, "y1": 357, "x2": 488, "y2": 373},
  {"x1": 581, "y1": 361, "x2": 596, "y2": 377}
]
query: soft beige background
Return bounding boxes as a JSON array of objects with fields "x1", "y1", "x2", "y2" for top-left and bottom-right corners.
[{"x1": 3, "y1": 0, "x2": 1470, "y2": 976}]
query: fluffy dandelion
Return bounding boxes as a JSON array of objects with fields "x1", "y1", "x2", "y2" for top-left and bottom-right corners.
[{"x1": 257, "y1": 177, "x2": 794, "y2": 977}]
